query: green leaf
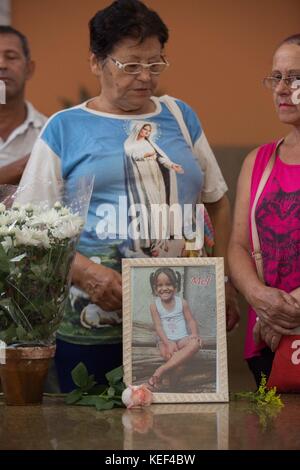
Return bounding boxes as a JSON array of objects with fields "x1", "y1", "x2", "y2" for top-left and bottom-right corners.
[
  {"x1": 88, "y1": 384, "x2": 107, "y2": 395},
  {"x1": 71, "y1": 362, "x2": 89, "y2": 389},
  {"x1": 0, "y1": 244, "x2": 10, "y2": 273},
  {"x1": 113, "y1": 382, "x2": 126, "y2": 395},
  {"x1": 107, "y1": 386, "x2": 115, "y2": 398},
  {"x1": 77, "y1": 396, "x2": 99, "y2": 406},
  {"x1": 65, "y1": 389, "x2": 83, "y2": 404},
  {"x1": 112, "y1": 399, "x2": 123, "y2": 407},
  {"x1": 105, "y1": 365, "x2": 123, "y2": 386},
  {"x1": 65, "y1": 363, "x2": 126, "y2": 412},
  {"x1": 95, "y1": 398, "x2": 114, "y2": 411},
  {"x1": 16, "y1": 325, "x2": 28, "y2": 340},
  {"x1": 83, "y1": 377, "x2": 98, "y2": 392}
]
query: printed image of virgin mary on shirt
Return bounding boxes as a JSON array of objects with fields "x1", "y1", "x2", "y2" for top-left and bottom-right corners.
[{"x1": 124, "y1": 120, "x2": 185, "y2": 256}]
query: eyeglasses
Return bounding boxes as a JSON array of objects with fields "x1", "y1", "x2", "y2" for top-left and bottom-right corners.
[
  {"x1": 263, "y1": 73, "x2": 300, "y2": 90},
  {"x1": 107, "y1": 56, "x2": 169, "y2": 75}
]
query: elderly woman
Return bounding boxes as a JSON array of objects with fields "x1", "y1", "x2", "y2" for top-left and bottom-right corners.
[
  {"x1": 20, "y1": 0, "x2": 238, "y2": 391},
  {"x1": 229, "y1": 34, "x2": 300, "y2": 386}
]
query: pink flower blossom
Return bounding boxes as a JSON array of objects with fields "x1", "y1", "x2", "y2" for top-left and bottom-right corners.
[{"x1": 122, "y1": 384, "x2": 153, "y2": 409}]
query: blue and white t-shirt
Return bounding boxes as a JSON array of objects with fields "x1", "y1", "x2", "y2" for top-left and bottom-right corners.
[{"x1": 19, "y1": 95, "x2": 227, "y2": 345}]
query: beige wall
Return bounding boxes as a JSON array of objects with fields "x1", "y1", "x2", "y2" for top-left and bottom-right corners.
[{"x1": 12, "y1": 0, "x2": 300, "y2": 146}]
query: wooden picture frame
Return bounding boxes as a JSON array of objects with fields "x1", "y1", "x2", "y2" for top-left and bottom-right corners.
[{"x1": 122, "y1": 257, "x2": 228, "y2": 403}]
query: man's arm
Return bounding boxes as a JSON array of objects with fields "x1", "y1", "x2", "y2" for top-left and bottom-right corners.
[{"x1": 0, "y1": 155, "x2": 29, "y2": 184}]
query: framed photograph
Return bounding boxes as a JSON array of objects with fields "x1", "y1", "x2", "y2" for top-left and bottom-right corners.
[
  {"x1": 123, "y1": 403, "x2": 229, "y2": 450},
  {"x1": 122, "y1": 258, "x2": 228, "y2": 403}
]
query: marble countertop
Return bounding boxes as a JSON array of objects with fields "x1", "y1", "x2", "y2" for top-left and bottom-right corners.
[{"x1": 1, "y1": 395, "x2": 300, "y2": 450}]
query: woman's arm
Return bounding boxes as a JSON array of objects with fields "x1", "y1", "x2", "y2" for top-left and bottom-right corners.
[
  {"x1": 228, "y1": 149, "x2": 300, "y2": 334},
  {"x1": 71, "y1": 252, "x2": 122, "y2": 311},
  {"x1": 205, "y1": 194, "x2": 240, "y2": 331}
]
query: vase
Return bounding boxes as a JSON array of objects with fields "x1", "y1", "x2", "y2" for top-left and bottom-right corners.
[{"x1": 0, "y1": 345, "x2": 56, "y2": 405}]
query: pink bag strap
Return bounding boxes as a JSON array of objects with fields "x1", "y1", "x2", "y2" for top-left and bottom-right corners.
[{"x1": 251, "y1": 139, "x2": 284, "y2": 282}]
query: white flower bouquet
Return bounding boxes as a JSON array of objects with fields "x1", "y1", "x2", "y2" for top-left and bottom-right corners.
[{"x1": 0, "y1": 181, "x2": 91, "y2": 347}]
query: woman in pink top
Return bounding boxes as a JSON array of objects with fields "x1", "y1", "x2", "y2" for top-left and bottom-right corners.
[{"x1": 229, "y1": 34, "x2": 300, "y2": 386}]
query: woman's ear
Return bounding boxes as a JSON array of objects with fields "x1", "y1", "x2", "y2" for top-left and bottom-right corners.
[{"x1": 90, "y1": 53, "x2": 102, "y2": 77}]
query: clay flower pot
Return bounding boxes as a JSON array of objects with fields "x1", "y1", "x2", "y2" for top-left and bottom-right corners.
[{"x1": 0, "y1": 345, "x2": 56, "y2": 405}]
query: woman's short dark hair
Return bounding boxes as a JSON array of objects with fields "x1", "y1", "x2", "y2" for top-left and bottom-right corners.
[
  {"x1": 0, "y1": 25, "x2": 30, "y2": 60},
  {"x1": 89, "y1": 0, "x2": 169, "y2": 60}
]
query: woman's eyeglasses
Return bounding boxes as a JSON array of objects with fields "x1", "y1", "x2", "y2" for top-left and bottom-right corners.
[
  {"x1": 263, "y1": 73, "x2": 300, "y2": 90},
  {"x1": 108, "y1": 56, "x2": 169, "y2": 75}
]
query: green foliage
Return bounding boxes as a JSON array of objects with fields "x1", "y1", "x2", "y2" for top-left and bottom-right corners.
[
  {"x1": 0, "y1": 243, "x2": 75, "y2": 344},
  {"x1": 65, "y1": 363, "x2": 126, "y2": 411},
  {"x1": 234, "y1": 374, "x2": 284, "y2": 431},
  {"x1": 0, "y1": 203, "x2": 83, "y2": 346}
]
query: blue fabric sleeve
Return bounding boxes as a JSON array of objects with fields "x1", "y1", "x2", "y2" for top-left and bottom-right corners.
[{"x1": 174, "y1": 99, "x2": 203, "y2": 145}]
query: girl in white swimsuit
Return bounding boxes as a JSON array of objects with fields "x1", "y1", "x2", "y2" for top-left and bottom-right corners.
[{"x1": 148, "y1": 267, "x2": 202, "y2": 389}]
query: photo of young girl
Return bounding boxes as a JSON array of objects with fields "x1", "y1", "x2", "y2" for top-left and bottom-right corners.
[
  {"x1": 126, "y1": 260, "x2": 226, "y2": 399},
  {"x1": 148, "y1": 267, "x2": 202, "y2": 391}
]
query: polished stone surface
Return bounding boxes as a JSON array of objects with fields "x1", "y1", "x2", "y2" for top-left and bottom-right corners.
[{"x1": 0, "y1": 395, "x2": 300, "y2": 450}]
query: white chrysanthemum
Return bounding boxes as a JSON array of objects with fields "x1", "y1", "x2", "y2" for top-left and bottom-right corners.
[
  {"x1": 28, "y1": 208, "x2": 62, "y2": 228},
  {"x1": 14, "y1": 227, "x2": 50, "y2": 249},
  {"x1": 51, "y1": 218, "x2": 83, "y2": 240},
  {"x1": 8, "y1": 210, "x2": 28, "y2": 226},
  {"x1": 1, "y1": 236, "x2": 13, "y2": 252},
  {"x1": 0, "y1": 203, "x2": 6, "y2": 213},
  {"x1": 25, "y1": 203, "x2": 34, "y2": 211},
  {"x1": 0, "y1": 214, "x2": 10, "y2": 226},
  {"x1": 0, "y1": 226, "x2": 10, "y2": 237},
  {"x1": 59, "y1": 207, "x2": 71, "y2": 216}
]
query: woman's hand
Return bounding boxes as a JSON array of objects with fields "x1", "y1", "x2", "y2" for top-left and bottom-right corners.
[
  {"x1": 84, "y1": 263, "x2": 122, "y2": 311},
  {"x1": 72, "y1": 253, "x2": 122, "y2": 311},
  {"x1": 248, "y1": 284, "x2": 300, "y2": 334},
  {"x1": 253, "y1": 319, "x2": 282, "y2": 352},
  {"x1": 225, "y1": 282, "x2": 240, "y2": 332},
  {"x1": 172, "y1": 163, "x2": 184, "y2": 174}
]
